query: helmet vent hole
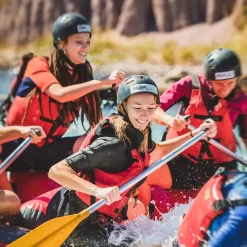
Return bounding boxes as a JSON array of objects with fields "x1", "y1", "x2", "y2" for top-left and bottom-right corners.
[
  {"x1": 125, "y1": 78, "x2": 134, "y2": 85},
  {"x1": 208, "y1": 59, "x2": 214, "y2": 64},
  {"x1": 207, "y1": 54, "x2": 213, "y2": 59}
]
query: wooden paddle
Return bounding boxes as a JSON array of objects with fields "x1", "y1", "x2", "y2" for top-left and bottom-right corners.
[{"x1": 7, "y1": 129, "x2": 208, "y2": 247}]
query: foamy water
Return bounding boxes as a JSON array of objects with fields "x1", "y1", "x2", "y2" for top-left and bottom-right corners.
[{"x1": 108, "y1": 202, "x2": 193, "y2": 247}]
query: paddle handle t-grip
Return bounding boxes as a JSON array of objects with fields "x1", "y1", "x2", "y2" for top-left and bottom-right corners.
[{"x1": 0, "y1": 129, "x2": 42, "y2": 174}]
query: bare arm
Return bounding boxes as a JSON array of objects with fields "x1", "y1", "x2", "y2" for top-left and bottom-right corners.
[
  {"x1": 49, "y1": 160, "x2": 99, "y2": 196},
  {"x1": 45, "y1": 70, "x2": 125, "y2": 103},
  {"x1": 152, "y1": 106, "x2": 174, "y2": 126},
  {"x1": 49, "y1": 160, "x2": 121, "y2": 205},
  {"x1": 153, "y1": 106, "x2": 189, "y2": 131},
  {"x1": 0, "y1": 126, "x2": 46, "y2": 144}
]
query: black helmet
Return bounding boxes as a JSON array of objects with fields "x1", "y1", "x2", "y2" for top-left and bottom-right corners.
[
  {"x1": 204, "y1": 48, "x2": 241, "y2": 81},
  {"x1": 52, "y1": 12, "x2": 91, "y2": 47},
  {"x1": 117, "y1": 75, "x2": 160, "y2": 105}
]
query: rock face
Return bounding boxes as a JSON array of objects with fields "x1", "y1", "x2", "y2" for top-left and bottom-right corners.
[{"x1": 0, "y1": 0, "x2": 241, "y2": 44}]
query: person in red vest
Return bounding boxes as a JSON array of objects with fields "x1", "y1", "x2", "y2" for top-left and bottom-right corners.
[
  {"x1": 178, "y1": 171, "x2": 247, "y2": 247},
  {"x1": 0, "y1": 125, "x2": 45, "y2": 218},
  {"x1": 0, "y1": 12, "x2": 125, "y2": 172},
  {"x1": 14, "y1": 75, "x2": 217, "y2": 247},
  {"x1": 138, "y1": 49, "x2": 247, "y2": 216}
]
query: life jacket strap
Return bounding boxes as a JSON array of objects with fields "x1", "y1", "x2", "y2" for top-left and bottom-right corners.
[
  {"x1": 194, "y1": 114, "x2": 223, "y2": 121},
  {"x1": 213, "y1": 198, "x2": 247, "y2": 211}
]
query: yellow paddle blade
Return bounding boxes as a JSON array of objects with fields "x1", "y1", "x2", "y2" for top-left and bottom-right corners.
[{"x1": 7, "y1": 209, "x2": 90, "y2": 247}]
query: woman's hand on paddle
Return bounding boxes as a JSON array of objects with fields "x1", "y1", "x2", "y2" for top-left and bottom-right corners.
[
  {"x1": 18, "y1": 126, "x2": 46, "y2": 143},
  {"x1": 101, "y1": 70, "x2": 126, "y2": 87},
  {"x1": 193, "y1": 119, "x2": 217, "y2": 139},
  {"x1": 166, "y1": 114, "x2": 190, "y2": 131},
  {"x1": 94, "y1": 186, "x2": 122, "y2": 205}
]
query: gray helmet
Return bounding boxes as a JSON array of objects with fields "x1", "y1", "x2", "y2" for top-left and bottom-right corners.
[
  {"x1": 204, "y1": 48, "x2": 241, "y2": 81},
  {"x1": 52, "y1": 12, "x2": 91, "y2": 47},
  {"x1": 117, "y1": 75, "x2": 160, "y2": 105}
]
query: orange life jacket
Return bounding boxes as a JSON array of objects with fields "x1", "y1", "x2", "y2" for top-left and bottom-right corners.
[
  {"x1": 76, "y1": 118, "x2": 150, "y2": 220},
  {"x1": 176, "y1": 89, "x2": 236, "y2": 164},
  {"x1": 178, "y1": 174, "x2": 224, "y2": 247}
]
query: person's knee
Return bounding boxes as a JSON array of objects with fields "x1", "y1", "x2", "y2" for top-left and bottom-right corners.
[{"x1": 0, "y1": 190, "x2": 21, "y2": 216}]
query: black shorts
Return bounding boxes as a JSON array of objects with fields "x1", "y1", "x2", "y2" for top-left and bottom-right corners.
[{"x1": 1, "y1": 136, "x2": 79, "y2": 171}]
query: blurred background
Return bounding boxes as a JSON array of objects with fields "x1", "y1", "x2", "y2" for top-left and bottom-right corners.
[{"x1": 0, "y1": 0, "x2": 247, "y2": 95}]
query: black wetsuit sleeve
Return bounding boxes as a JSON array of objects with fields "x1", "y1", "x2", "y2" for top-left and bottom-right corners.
[{"x1": 65, "y1": 136, "x2": 135, "y2": 173}]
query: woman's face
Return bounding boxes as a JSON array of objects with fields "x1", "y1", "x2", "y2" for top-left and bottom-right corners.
[
  {"x1": 126, "y1": 93, "x2": 157, "y2": 131},
  {"x1": 211, "y1": 78, "x2": 237, "y2": 98},
  {"x1": 62, "y1": 33, "x2": 91, "y2": 64}
]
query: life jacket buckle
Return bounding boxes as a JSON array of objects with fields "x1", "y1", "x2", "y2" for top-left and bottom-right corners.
[{"x1": 212, "y1": 199, "x2": 233, "y2": 211}]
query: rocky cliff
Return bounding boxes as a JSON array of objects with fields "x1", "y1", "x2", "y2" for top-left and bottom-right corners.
[{"x1": 0, "y1": 0, "x2": 243, "y2": 44}]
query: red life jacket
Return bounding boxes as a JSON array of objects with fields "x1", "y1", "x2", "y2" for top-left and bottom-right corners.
[
  {"x1": 177, "y1": 89, "x2": 236, "y2": 164},
  {"x1": 178, "y1": 174, "x2": 225, "y2": 247},
  {"x1": 6, "y1": 57, "x2": 76, "y2": 146},
  {"x1": 76, "y1": 118, "x2": 150, "y2": 220}
]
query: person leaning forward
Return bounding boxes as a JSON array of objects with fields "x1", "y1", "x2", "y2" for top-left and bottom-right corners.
[{"x1": 17, "y1": 75, "x2": 217, "y2": 247}]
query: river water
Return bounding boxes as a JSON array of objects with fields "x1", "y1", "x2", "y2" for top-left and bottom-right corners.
[{"x1": 0, "y1": 69, "x2": 246, "y2": 246}]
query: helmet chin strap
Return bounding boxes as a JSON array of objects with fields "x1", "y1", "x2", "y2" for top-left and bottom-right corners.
[{"x1": 118, "y1": 103, "x2": 132, "y2": 126}]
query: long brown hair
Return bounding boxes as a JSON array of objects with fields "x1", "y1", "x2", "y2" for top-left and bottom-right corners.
[{"x1": 49, "y1": 49, "x2": 102, "y2": 129}]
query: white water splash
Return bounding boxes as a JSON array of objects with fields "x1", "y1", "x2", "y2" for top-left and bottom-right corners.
[{"x1": 108, "y1": 202, "x2": 193, "y2": 247}]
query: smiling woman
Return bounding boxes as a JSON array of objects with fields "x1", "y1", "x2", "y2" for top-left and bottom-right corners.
[
  {"x1": 13, "y1": 74, "x2": 217, "y2": 247},
  {"x1": 125, "y1": 93, "x2": 157, "y2": 131},
  {"x1": 60, "y1": 33, "x2": 91, "y2": 65},
  {"x1": 0, "y1": 12, "x2": 126, "y2": 176}
]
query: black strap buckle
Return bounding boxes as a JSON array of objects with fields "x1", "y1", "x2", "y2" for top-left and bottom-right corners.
[{"x1": 213, "y1": 199, "x2": 233, "y2": 211}]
